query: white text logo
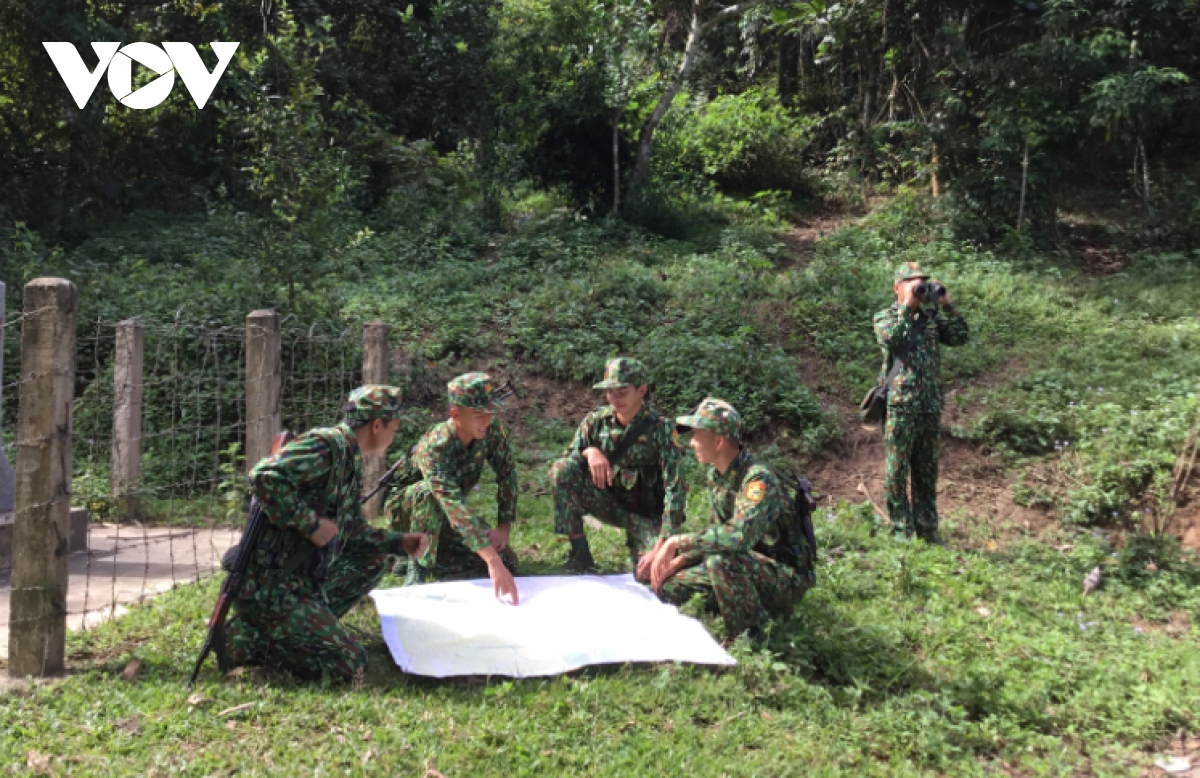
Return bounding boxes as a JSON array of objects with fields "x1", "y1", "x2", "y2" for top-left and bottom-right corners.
[{"x1": 42, "y1": 42, "x2": 240, "y2": 110}]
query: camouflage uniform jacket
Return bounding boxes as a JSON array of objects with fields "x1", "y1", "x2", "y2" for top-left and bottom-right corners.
[
  {"x1": 242, "y1": 422, "x2": 410, "y2": 602},
  {"x1": 873, "y1": 302, "x2": 970, "y2": 414},
  {"x1": 676, "y1": 449, "x2": 785, "y2": 559},
  {"x1": 409, "y1": 419, "x2": 518, "y2": 553},
  {"x1": 565, "y1": 405, "x2": 687, "y2": 538}
]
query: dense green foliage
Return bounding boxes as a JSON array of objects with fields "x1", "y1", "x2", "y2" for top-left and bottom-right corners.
[{"x1": 6, "y1": 0, "x2": 1200, "y2": 237}]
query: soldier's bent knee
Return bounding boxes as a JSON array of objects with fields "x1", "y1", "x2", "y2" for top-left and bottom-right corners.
[{"x1": 549, "y1": 457, "x2": 582, "y2": 488}]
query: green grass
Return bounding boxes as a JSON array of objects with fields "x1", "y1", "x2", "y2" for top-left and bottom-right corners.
[{"x1": 3, "y1": 415, "x2": 1198, "y2": 777}]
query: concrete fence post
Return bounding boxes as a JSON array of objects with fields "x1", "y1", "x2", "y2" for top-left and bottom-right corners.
[
  {"x1": 0, "y1": 280, "x2": 15, "y2": 517},
  {"x1": 245, "y1": 309, "x2": 281, "y2": 474},
  {"x1": 111, "y1": 319, "x2": 144, "y2": 519},
  {"x1": 361, "y1": 320, "x2": 389, "y2": 519},
  {"x1": 8, "y1": 278, "x2": 77, "y2": 677}
]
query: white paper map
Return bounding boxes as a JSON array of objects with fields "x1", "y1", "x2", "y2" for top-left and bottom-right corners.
[{"x1": 369, "y1": 573, "x2": 736, "y2": 678}]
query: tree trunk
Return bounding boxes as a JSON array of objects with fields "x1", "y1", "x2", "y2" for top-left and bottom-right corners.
[
  {"x1": 779, "y1": 34, "x2": 799, "y2": 105},
  {"x1": 1017, "y1": 141, "x2": 1030, "y2": 233},
  {"x1": 627, "y1": 0, "x2": 705, "y2": 198},
  {"x1": 1137, "y1": 135, "x2": 1152, "y2": 209},
  {"x1": 477, "y1": 109, "x2": 501, "y2": 229},
  {"x1": 625, "y1": 0, "x2": 767, "y2": 200},
  {"x1": 611, "y1": 111, "x2": 622, "y2": 215},
  {"x1": 930, "y1": 147, "x2": 940, "y2": 197}
]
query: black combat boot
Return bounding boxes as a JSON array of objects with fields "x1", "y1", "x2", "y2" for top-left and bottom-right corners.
[{"x1": 561, "y1": 544, "x2": 597, "y2": 573}]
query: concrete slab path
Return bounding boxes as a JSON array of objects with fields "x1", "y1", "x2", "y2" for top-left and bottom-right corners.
[{"x1": 0, "y1": 523, "x2": 239, "y2": 657}]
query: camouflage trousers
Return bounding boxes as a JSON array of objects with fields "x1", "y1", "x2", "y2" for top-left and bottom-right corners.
[
  {"x1": 548, "y1": 456, "x2": 662, "y2": 562},
  {"x1": 388, "y1": 481, "x2": 517, "y2": 578},
  {"x1": 221, "y1": 536, "x2": 388, "y2": 681},
  {"x1": 657, "y1": 551, "x2": 807, "y2": 638},
  {"x1": 884, "y1": 410, "x2": 941, "y2": 538}
]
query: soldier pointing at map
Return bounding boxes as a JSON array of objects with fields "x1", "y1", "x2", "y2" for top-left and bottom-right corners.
[{"x1": 386, "y1": 373, "x2": 520, "y2": 604}]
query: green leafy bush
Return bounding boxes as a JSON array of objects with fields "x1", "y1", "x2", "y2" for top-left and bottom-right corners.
[{"x1": 656, "y1": 89, "x2": 817, "y2": 195}]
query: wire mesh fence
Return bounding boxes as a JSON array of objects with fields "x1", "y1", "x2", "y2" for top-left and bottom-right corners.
[{"x1": 1, "y1": 298, "x2": 367, "y2": 670}]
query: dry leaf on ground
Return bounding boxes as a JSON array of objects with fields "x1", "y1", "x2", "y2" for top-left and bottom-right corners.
[
  {"x1": 218, "y1": 702, "x2": 255, "y2": 717},
  {"x1": 121, "y1": 659, "x2": 142, "y2": 681}
]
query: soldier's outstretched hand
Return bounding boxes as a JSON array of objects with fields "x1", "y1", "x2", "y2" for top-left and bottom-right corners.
[
  {"x1": 486, "y1": 523, "x2": 511, "y2": 550},
  {"x1": 480, "y1": 546, "x2": 520, "y2": 605},
  {"x1": 400, "y1": 532, "x2": 430, "y2": 560},
  {"x1": 583, "y1": 447, "x2": 614, "y2": 489}
]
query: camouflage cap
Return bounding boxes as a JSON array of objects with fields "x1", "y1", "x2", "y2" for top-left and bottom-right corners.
[
  {"x1": 593, "y1": 357, "x2": 650, "y2": 390},
  {"x1": 675, "y1": 397, "x2": 743, "y2": 440},
  {"x1": 342, "y1": 385, "x2": 404, "y2": 422},
  {"x1": 447, "y1": 372, "x2": 506, "y2": 412},
  {"x1": 894, "y1": 261, "x2": 929, "y2": 282}
]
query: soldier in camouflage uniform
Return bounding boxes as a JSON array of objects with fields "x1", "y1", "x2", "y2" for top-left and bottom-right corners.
[
  {"x1": 219, "y1": 386, "x2": 430, "y2": 680},
  {"x1": 647, "y1": 398, "x2": 813, "y2": 641},
  {"x1": 549, "y1": 358, "x2": 687, "y2": 574},
  {"x1": 385, "y1": 373, "x2": 520, "y2": 604},
  {"x1": 874, "y1": 262, "x2": 970, "y2": 542}
]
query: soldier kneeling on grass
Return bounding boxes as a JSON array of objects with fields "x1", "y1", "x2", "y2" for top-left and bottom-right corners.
[
  {"x1": 646, "y1": 398, "x2": 816, "y2": 643},
  {"x1": 218, "y1": 386, "x2": 430, "y2": 680}
]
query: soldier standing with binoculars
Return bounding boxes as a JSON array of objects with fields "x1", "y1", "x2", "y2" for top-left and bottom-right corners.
[{"x1": 873, "y1": 262, "x2": 969, "y2": 544}]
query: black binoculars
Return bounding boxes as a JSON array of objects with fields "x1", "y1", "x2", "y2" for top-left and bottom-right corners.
[{"x1": 914, "y1": 280, "x2": 946, "y2": 302}]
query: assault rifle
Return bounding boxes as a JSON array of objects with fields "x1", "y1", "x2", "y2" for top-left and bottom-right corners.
[
  {"x1": 188, "y1": 430, "x2": 293, "y2": 687},
  {"x1": 188, "y1": 432, "x2": 414, "y2": 687},
  {"x1": 492, "y1": 378, "x2": 520, "y2": 404}
]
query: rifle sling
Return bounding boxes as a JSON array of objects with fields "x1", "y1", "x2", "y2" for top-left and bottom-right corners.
[
  {"x1": 604, "y1": 410, "x2": 658, "y2": 472},
  {"x1": 882, "y1": 311, "x2": 931, "y2": 392}
]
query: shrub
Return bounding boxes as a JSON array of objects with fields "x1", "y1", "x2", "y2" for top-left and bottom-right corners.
[{"x1": 655, "y1": 88, "x2": 817, "y2": 196}]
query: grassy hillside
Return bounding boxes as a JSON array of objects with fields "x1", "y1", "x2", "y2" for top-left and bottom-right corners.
[{"x1": 3, "y1": 190, "x2": 1200, "y2": 776}]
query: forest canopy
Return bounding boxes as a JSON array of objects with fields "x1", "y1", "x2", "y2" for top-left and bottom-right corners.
[{"x1": 2, "y1": 0, "x2": 1198, "y2": 248}]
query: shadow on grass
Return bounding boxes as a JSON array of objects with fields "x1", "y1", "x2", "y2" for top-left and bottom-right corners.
[{"x1": 769, "y1": 595, "x2": 933, "y2": 704}]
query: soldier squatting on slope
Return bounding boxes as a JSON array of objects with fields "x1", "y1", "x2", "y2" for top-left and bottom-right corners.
[
  {"x1": 646, "y1": 398, "x2": 815, "y2": 641},
  {"x1": 548, "y1": 358, "x2": 688, "y2": 576}
]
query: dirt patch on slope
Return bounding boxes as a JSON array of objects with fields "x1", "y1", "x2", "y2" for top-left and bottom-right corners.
[
  {"x1": 776, "y1": 206, "x2": 857, "y2": 269},
  {"x1": 513, "y1": 373, "x2": 597, "y2": 422},
  {"x1": 801, "y1": 422, "x2": 1055, "y2": 547},
  {"x1": 1167, "y1": 500, "x2": 1200, "y2": 552}
]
